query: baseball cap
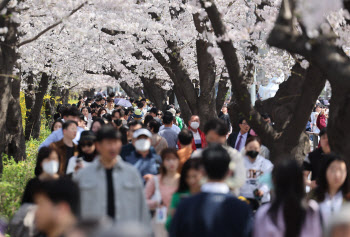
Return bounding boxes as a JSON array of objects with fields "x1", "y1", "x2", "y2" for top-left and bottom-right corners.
[
  {"x1": 167, "y1": 108, "x2": 176, "y2": 117},
  {"x1": 133, "y1": 109, "x2": 143, "y2": 119},
  {"x1": 133, "y1": 128, "x2": 152, "y2": 139}
]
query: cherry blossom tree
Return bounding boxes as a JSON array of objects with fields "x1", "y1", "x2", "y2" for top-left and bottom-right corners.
[{"x1": 198, "y1": 0, "x2": 329, "y2": 162}]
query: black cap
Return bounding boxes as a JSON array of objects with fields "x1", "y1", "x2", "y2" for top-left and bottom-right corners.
[{"x1": 96, "y1": 126, "x2": 122, "y2": 142}]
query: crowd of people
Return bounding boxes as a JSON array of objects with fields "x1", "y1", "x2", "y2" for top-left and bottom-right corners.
[{"x1": 3, "y1": 93, "x2": 350, "y2": 237}]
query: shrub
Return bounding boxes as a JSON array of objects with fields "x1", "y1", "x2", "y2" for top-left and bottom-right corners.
[{"x1": 0, "y1": 131, "x2": 49, "y2": 220}]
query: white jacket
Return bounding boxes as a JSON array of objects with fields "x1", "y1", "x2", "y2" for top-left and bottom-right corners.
[{"x1": 240, "y1": 155, "x2": 273, "y2": 203}]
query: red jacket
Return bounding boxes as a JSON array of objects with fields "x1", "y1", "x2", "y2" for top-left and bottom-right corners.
[
  {"x1": 178, "y1": 127, "x2": 207, "y2": 150},
  {"x1": 317, "y1": 114, "x2": 327, "y2": 130}
]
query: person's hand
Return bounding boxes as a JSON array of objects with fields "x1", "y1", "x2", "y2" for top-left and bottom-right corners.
[
  {"x1": 256, "y1": 190, "x2": 264, "y2": 197},
  {"x1": 143, "y1": 174, "x2": 153, "y2": 182},
  {"x1": 74, "y1": 162, "x2": 84, "y2": 172}
]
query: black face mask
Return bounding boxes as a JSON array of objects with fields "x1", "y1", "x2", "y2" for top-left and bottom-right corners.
[{"x1": 246, "y1": 150, "x2": 259, "y2": 159}]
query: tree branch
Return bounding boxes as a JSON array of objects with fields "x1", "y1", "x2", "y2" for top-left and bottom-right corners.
[
  {"x1": 199, "y1": 0, "x2": 277, "y2": 147},
  {"x1": 17, "y1": 1, "x2": 87, "y2": 48},
  {"x1": 0, "y1": 0, "x2": 10, "y2": 12}
]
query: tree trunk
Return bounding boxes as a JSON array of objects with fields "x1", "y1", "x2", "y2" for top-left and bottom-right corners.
[
  {"x1": 83, "y1": 89, "x2": 95, "y2": 98},
  {"x1": 44, "y1": 82, "x2": 59, "y2": 127},
  {"x1": 119, "y1": 81, "x2": 143, "y2": 99},
  {"x1": 25, "y1": 73, "x2": 49, "y2": 140},
  {"x1": 194, "y1": 13, "x2": 218, "y2": 128},
  {"x1": 140, "y1": 76, "x2": 168, "y2": 111},
  {"x1": 61, "y1": 88, "x2": 69, "y2": 105},
  {"x1": 0, "y1": 5, "x2": 25, "y2": 174},
  {"x1": 216, "y1": 71, "x2": 230, "y2": 115},
  {"x1": 200, "y1": 0, "x2": 326, "y2": 163}
]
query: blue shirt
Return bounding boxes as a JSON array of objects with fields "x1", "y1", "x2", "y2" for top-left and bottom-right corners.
[
  {"x1": 124, "y1": 151, "x2": 161, "y2": 183},
  {"x1": 159, "y1": 127, "x2": 178, "y2": 149},
  {"x1": 39, "y1": 127, "x2": 84, "y2": 150},
  {"x1": 160, "y1": 124, "x2": 181, "y2": 134}
]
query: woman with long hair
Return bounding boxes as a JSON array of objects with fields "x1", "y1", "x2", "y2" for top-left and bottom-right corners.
[
  {"x1": 51, "y1": 119, "x2": 63, "y2": 132},
  {"x1": 144, "y1": 148, "x2": 180, "y2": 236},
  {"x1": 90, "y1": 118, "x2": 105, "y2": 134},
  {"x1": 312, "y1": 153, "x2": 350, "y2": 226},
  {"x1": 254, "y1": 159, "x2": 322, "y2": 237},
  {"x1": 97, "y1": 108, "x2": 107, "y2": 118},
  {"x1": 165, "y1": 158, "x2": 202, "y2": 230},
  {"x1": 22, "y1": 147, "x2": 60, "y2": 204}
]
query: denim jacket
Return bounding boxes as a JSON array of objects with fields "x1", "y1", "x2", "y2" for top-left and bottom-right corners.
[{"x1": 73, "y1": 156, "x2": 151, "y2": 226}]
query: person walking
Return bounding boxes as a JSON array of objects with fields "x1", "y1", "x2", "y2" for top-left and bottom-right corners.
[
  {"x1": 49, "y1": 121, "x2": 78, "y2": 175},
  {"x1": 166, "y1": 159, "x2": 202, "y2": 230},
  {"x1": 304, "y1": 128, "x2": 331, "y2": 189},
  {"x1": 227, "y1": 118, "x2": 251, "y2": 152},
  {"x1": 311, "y1": 153, "x2": 350, "y2": 227},
  {"x1": 39, "y1": 106, "x2": 83, "y2": 149},
  {"x1": 124, "y1": 128, "x2": 161, "y2": 183},
  {"x1": 149, "y1": 120, "x2": 168, "y2": 155},
  {"x1": 187, "y1": 115, "x2": 207, "y2": 150},
  {"x1": 170, "y1": 144, "x2": 253, "y2": 237},
  {"x1": 219, "y1": 105, "x2": 231, "y2": 132},
  {"x1": 253, "y1": 159, "x2": 322, "y2": 237},
  {"x1": 159, "y1": 112, "x2": 178, "y2": 149},
  {"x1": 66, "y1": 131, "x2": 97, "y2": 175},
  {"x1": 22, "y1": 147, "x2": 60, "y2": 204},
  {"x1": 145, "y1": 148, "x2": 180, "y2": 237},
  {"x1": 33, "y1": 179, "x2": 80, "y2": 237},
  {"x1": 240, "y1": 137, "x2": 273, "y2": 211},
  {"x1": 176, "y1": 129, "x2": 193, "y2": 172},
  {"x1": 74, "y1": 126, "x2": 151, "y2": 226}
]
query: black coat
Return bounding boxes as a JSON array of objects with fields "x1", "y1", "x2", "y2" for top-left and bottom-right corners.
[
  {"x1": 227, "y1": 131, "x2": 251, "y2": 149},
  {"x1": 170, "y1": 192, "x2": 253, "y2": 237}
]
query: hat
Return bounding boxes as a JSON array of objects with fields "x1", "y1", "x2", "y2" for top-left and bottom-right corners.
[
  {"x1": 133, "y1": 109, "x2": 143, "y2": 119},
  {"x1": 167, "y1": 108, "x2": 176, "y2": 117},
  {"x1": 79, "y1": 131, "x2": 96, "y2": 143},
  {"x1": 133, "y1": 128, "x2": 152, "y2": 139}
]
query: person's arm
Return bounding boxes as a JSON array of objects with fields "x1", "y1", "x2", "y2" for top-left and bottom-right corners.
[
  {"x1": 144, "y1": 176, "x2": 158, "y2": 210},
  {"x1": 137, "y1": 171, "x2": 152, "y2": 228},
  {"x1": 38, "y1": 130, "x2": 60, "y2": 150}
]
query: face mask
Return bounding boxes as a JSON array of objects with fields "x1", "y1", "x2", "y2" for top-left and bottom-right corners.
[
  {"x1": 246, "y1": 150, "x2": 259, "y2": 159},
  {"x1": 42, "y1": 160, "x2": 59, "y2": 175},
  {"x1": 191, "y1": 122, "x2": 200, "y2": 130},
  {"x1": 135, "y1": 139, "x2": 151, "y2": 152}
]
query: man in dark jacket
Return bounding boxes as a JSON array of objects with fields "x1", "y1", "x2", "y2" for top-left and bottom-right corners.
[
  {"x1": 170, "y1": 144, "x2": 253, "y2": 237},
  {"x1": 227, "y1": 118, "x2": 251, "y2": 152}
]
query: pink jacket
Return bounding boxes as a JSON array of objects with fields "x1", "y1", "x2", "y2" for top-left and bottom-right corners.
[{"x1": 253, "y1": 200, "x2": 322, "y2": 237}]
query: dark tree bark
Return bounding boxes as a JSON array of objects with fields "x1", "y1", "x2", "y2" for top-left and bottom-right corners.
[
  {"x1": 200, "y1": 0, "x2": 326, "y2": 163},
  {"x1": 24, "y1": 73, "x2": 50, "y2": 140},
  {"x1": 140, "y1": 76, "x2": 168, "y2": 111},
  {"x1": 0, "y1": 4, "x2": 25, "y2": 173},
  {"x1": 193, "y1": 13, "x2": 218, "y2": 127},
  {"x1": 267, "y1": 0, "x2": 350, "y2": 158},
  {"x1": 61, "y1": 88, "x2": 69, "y2": 105},
  {"x1": 44, "y1": 81, "x2": 59, "y2": 126},
  {"x1": 216, "y1": 71, "x2": 230, "y2": 115},
  {"x1": 83, "y1": 89, "x2": 95, "y2": 98}
]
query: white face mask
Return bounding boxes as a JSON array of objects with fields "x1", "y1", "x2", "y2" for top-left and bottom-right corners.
[
  {"x1": 135, "y1": 139, "x2": 151, "y2": 152},
  {"x1": 191, "y1": 122, "x2": 200, "y2": 130},
  {"x1": 42, "y1": 160, "x2": 59, "y2": 175}
]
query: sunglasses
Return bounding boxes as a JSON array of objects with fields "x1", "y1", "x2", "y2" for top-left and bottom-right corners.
[
  {"x1": 157, "y1": 114, "x2": 162, "y2": 115},
  {"x1": 80, "y1": 142, "x2": 94, "y2": 147}
]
